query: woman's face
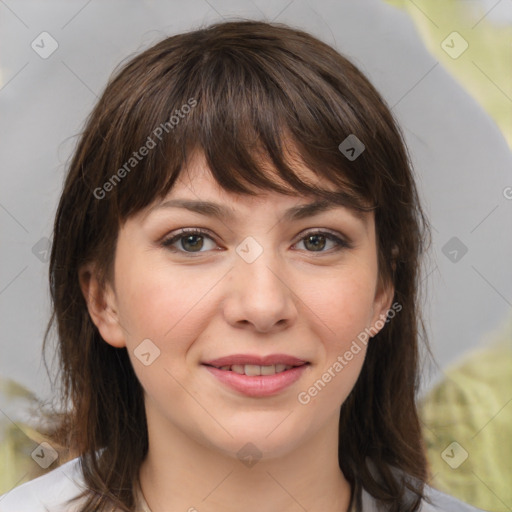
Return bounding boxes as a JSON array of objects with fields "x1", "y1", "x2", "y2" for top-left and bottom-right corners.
[{"x1": 83, "y1": 150, "x2": 393, "y2": 460}]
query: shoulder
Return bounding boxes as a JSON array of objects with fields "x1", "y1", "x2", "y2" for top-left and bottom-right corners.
[
  {"x1": 0, "y1": 457, "x2": 87, "y2": 512},
  {"x1": 421, "y1": 485, "x2": 489, "y2": 512},
  {"x1": 360, "y1": 484, "x2": 489, "y2": 511}
]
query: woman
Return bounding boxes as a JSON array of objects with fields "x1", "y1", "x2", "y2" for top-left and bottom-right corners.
[{"x1": 0, "y1": 20, "x2": 487, "y2": 512}]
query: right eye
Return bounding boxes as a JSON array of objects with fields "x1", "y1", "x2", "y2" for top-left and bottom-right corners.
[{"x1": 161, "y1": 228, "x2": 219, "y2": 254}]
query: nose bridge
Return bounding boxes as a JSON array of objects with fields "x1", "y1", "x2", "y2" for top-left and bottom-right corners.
[
  {"x1": 238, "y1": 247, "x2": 283, "y2": 297},
  {"x1": 223, "y1": 235, "x2": 297, "y2": 332}
]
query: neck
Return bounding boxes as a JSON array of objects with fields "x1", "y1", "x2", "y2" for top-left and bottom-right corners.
[{"x1": 138, "y1": 407, "x2": 352, "y2": 512}]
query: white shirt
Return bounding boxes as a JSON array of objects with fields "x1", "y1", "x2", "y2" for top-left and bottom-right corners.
[{"x1": 0, "y1": 457, "x2": 487, "y2": 512}]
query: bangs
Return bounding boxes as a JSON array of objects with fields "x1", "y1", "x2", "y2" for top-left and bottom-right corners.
[{"x1": 96, "y1": 23, "x2": 385, "y2": 222}]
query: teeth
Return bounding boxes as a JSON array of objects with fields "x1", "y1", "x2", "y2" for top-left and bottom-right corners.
[
  {"x1": 245, "y1": 364, "x2": 263, "y2": 376},
  {"x1": 224, "y1": 364, "x2": 294, "y2": 376},
  {"x1": 261, "y1": 365, "x2": 276, "y2": 376}
]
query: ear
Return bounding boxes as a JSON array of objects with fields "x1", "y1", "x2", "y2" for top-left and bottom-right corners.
[
  {"x1": 78, "y1": 263, "x2": 126, "y2": 348},
  {"x1": 369, "y1": 273, "x2": 395, "y2": 337}
]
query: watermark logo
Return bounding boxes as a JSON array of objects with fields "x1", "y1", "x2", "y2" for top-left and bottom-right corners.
[
  {"x1": 441, "y1": 32, "x2": 468, "y2": 60},
  {"x1": 236, "y1": 236, "x2": 263, "y2": 264},
  {"x1": 237, "y1": 442, "x2": 262, "y2": 468},
  {"x1": 441, "y1": 441, "x2": 468, "y2": 469},
  {"x1": 31, "y1": 32, "x2": 59, "y2": 59},
  {"x1": 134, "y1": 338, "x2": 161, "y2": 366},
  {"x1": 32, "y1": 236, "x2": 51, "y2": 263},
  {"x1": 338, "y1": 134, "x2": 365, "y2": 161},
  {"x1": 31, "y1": 442, "x2": 58, "y2": 469},
  {"x1": 442, "y1": 236, "x2": 468, "y2": 263}
]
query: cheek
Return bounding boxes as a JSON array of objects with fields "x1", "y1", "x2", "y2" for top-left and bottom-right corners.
[
  {"x1": 305, "y1": 268, "x2": 377, "y2": 350},
  {"x1": 297, "y1": 273, "x2": 373, "y2": 413},
  {"x1": 114, "y1": 253, "x2": 222, "y2": 351},
  {"x1": 113, "y1": 256, "x2": 219, "y2": 398}
]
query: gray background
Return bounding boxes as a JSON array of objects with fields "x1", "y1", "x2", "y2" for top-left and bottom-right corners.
[{"x1": 1, "y1": 0, "x2": 511, "y2": 403}]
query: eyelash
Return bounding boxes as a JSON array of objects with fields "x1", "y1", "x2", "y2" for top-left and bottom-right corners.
[{"x1": 161, "y1": 228, "x2": 352, "y2": 256}]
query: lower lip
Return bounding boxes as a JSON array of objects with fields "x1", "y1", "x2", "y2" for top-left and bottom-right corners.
[{"x1": 203, "y1": 364, "x2": 309, "y2": 397}]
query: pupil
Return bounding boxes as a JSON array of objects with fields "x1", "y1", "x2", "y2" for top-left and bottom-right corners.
[
  {"x1": 182, "y1": 235, "x2": 203, "y2": 251},
  {"x1": 305, "y1": 235, "x2": 325, "y2": 251}
]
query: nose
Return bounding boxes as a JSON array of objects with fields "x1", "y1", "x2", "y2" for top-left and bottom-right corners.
[{"x1": 222, "y1": 250, "x2": 298, "y2": 334}]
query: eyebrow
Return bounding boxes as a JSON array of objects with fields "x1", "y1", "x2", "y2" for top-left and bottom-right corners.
[{"x1": 149, "y1": 198, "x2": 369, "y2": 225}]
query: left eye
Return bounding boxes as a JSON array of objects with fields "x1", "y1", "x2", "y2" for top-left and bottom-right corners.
[
  {"x1": 161, "y1": 229, "x2": 349, "y2": 254},
  {"x1": 296, "y1": 232, "x2": 348, "y2": 252}
]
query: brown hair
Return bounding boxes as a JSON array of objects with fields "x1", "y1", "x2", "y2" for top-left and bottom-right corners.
[{"x1": 43, "y1": 19, "x2": 431, "y2": 512}]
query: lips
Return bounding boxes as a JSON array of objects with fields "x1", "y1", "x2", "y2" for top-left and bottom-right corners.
[
  {"x1": 202, "y1": 354, "x2": 310, "y2": 397},
  {"x1": 213, "y1": 363, "x2": 297, "y2": 376},
  {"x1": 203, "y1": 354, "x2": 308, "y2": 368}
]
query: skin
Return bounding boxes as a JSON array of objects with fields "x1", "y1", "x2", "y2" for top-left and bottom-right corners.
[{"x1": 80, "y1": 150, "x2": 394, "y2": 512}]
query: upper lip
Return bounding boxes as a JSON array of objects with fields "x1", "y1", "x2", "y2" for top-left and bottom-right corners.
[{"x1": 202, "y1": 354, "x2": 309, "y2": 368}]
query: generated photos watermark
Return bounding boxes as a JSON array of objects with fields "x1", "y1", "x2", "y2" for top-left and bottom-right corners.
[
  {"x1": 297, "y1": 301, "x2": 402, "y2": 405},
  {"x1": 93, "y1": 97, "x2": 197, "y2": 200}
]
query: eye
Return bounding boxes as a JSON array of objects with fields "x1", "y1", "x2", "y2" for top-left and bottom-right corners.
[
  {"x1": 161, "y1": 228, "x2": 218, "y2": 254},
  {"x1": 161, "y1": 228, "x2": 351, "y2": 256},
  {"x1": 294, "y1": 230, "x2": 351, "y2": 253}
]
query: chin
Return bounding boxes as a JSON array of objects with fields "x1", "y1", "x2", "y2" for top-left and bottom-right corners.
[{"x1": 202, "y1": 415, "x2": 311, "y2": 462}]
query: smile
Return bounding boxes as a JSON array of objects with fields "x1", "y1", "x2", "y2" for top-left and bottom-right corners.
[
  {"x1": 202, "y1": 362, "x2": 310, "y2": 397},
  {"x1": 206, "y1": 363, "x2": 304, "y2": 376}
]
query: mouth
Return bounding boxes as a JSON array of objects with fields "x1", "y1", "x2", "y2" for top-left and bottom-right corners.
[
  {"x1": 201, "y1": 354, "x2": 310, "y2": 397},
  {"x1": 203, "y1": 362, "x2": 308, "y2": 376}
]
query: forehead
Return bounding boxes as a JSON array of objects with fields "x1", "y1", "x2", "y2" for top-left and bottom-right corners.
[
  {"x1": 142, "y1": 150, "x2": 372, "y2": 230},
  {"x1": 182, "y1": 148, "x2": 327, "y2": 194},
  {"x1": 163, "y1": 151, "x2": 342, "y2": 206}
]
